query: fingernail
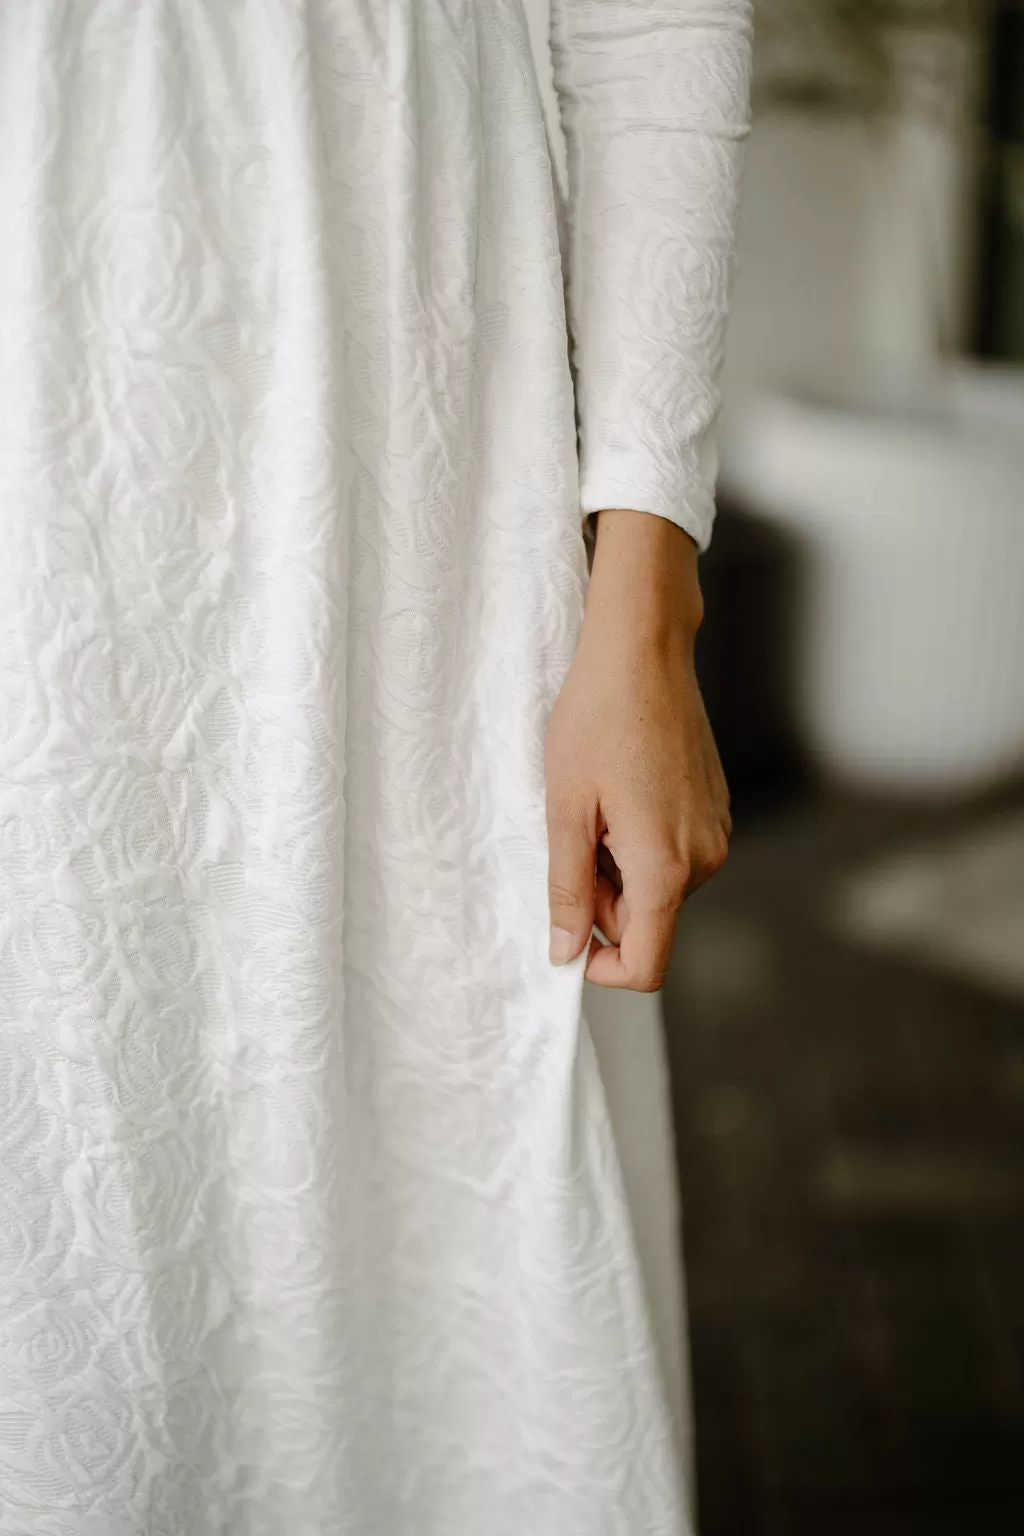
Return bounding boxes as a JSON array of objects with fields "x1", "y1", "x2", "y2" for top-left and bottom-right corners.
[{"x1": 549, "y1": 926, "x2": 577, "y2": 965}]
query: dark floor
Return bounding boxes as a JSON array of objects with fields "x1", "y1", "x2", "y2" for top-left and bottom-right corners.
[{"x1": 663, "y1": 792, "x2": 1024, "y2": 1536}]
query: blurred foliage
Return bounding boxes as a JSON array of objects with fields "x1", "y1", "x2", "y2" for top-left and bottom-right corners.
[{"x1": 754, "y1": 0, "x2": 988, "y2": 116}]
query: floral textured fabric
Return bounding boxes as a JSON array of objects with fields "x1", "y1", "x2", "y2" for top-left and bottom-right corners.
[{"x1": 0, "y1": 3, "x2": 751, "y2": 1532}]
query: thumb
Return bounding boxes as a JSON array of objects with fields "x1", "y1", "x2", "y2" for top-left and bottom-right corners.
[{"x1": 546, "y1": 787, "x2": 597, "y2": 966}]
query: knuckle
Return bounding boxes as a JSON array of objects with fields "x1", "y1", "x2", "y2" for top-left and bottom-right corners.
[
  {"x1": 705, "y1": 828, "x2": 730, "y2": 874},
  {"x1": 684, "y1": 827, "x2": 730, "y2": 886},
  {"x1": 633, "y1": 967, "x2": 668, "y2": 995},
  {"x1": 620, "y1": 946, "x2": 672, "y2": 994}
]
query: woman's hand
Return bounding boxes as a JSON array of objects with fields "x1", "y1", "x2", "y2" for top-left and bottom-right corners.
[{"x1": 545, "y1": 509, "x2": 731, "y2": 991}]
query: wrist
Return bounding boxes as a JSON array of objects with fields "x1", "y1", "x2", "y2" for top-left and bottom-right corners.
[{"x1": 584, "y1": 508, "x2": 705, "y2": 646}]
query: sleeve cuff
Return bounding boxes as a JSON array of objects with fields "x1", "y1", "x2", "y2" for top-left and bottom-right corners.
[{"x1": 578, "y1": 456, "x2": 719, "y2": 554}]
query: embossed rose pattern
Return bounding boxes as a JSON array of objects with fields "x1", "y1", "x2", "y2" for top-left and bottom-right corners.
[{"x1": 0, "y1": 2, "x2": 750, "y2": 1532}]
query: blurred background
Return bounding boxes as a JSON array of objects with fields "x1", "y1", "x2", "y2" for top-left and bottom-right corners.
[
  {"x1": 537, "y1": 1, "x2": 1024, "y2": 1531},
  {"x1": 683, "y1": 5, "x2": 1024, "y2": 1532}
]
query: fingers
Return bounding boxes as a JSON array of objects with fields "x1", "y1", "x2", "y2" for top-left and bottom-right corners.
[
  {"x1": 585, "y1": 891, "x2": 679, "y2": 993},
  {"x1": 546, "y1": 785, "x2": 599, "y2": 965},
  {"x1": 593, "y1": 839, "x2": 626, "y2": 944},
  {"x1": 545, "y1": 675, "x2": 732, "y2": 987},
  {"x1": 594, "y1": 868, "x2": 626, "y2": 947},
  {"x1": 586, "y1": 826, "x2": 730, "y2": 991}
]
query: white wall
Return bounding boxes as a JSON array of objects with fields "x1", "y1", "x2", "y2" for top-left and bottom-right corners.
[
  {"x1": 719, "y1": 30, "x2": 983, "y2": 468},
  {"x1": 720, "y1": 107, "x2": 978, "y2": 424}
]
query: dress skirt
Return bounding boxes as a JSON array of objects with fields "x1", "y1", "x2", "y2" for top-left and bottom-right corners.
[{"x1": 0, "y1": 4, "x2": 692, "y2": 1532}]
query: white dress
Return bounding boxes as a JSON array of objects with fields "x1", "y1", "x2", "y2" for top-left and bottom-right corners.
[{"x1": 0, "y1": 4, "x2": 751, "y2": 1533}]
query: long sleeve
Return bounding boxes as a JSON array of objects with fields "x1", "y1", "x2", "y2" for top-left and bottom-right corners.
[{"x1": 550, "y1": 0, "x2": 753, "y2": 551}]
